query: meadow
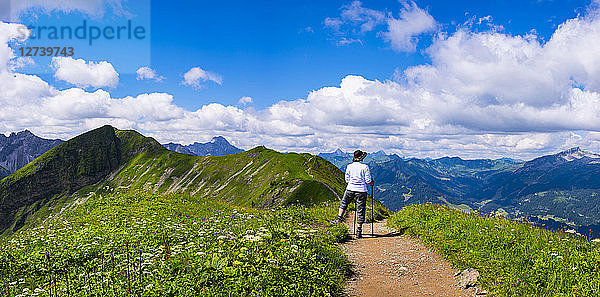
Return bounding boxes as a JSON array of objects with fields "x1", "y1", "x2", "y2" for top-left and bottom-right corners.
[
  {"x1": 0, "y1": 191, "x2": 350, "y2": 296},
  {"x1": 388, "y1": 204, "x2": 600, "y2": 296}
]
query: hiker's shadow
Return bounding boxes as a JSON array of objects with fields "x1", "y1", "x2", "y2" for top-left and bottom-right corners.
[{"x1": 342, "y1": 227, "x2": 406, "y2": 242}]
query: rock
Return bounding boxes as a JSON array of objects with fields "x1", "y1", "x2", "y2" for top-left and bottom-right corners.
[
  {"x1": 456, "y1": 268, "x2": 479, "y2": 289},
  {"x1": 398, "y1": 266, "x2": 409, "y2": 275},
  {"x1": 476, "y1": 288, "x2": 488, "y2": 295}
]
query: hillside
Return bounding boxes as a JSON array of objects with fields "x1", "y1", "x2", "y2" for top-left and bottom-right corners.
[
  {"x1": 0, "y1": 190, "x2": 351, "y2": 295},
  {"x1": 388, "y1": 204, "x2": 600, "y2": 296},
  {"x1": 0, "y1": 165, "x2": 8, "y2": 179},
  {"x1": 0, "y1": 125, "x2": 387, "y2": 235},
  {"x1": 472, "y1": 148, "x2": 600, "y2": 226},
  {"x1": 370, "y1": 156, "x2": 519, "y2": 211},
  {"x1": 107, "y1": 142, "x2": 346, "y2": 209},
  {"x1": 0, "y1": 125, "x2": 129, "y2": 234}
]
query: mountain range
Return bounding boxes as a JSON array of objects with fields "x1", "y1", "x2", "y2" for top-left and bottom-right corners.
[
  {"x1": 4, "y1": 127, "x2": 600, "y2": 238},
  {"x1": 319, "y1": 149, "x2": 401, "y2": 171},
  {"x1": 0, "y1": 126, "x2": 365, "y2": 235},
  {"x1": 163, "y1": 136, "x2": 243, "y2": 156},
  {"x1": 0, "y1": 130, "x2": 63, "y2": 178},
  {"x1": 364, "y1": 147, "x2": 600, "y2": 234}
]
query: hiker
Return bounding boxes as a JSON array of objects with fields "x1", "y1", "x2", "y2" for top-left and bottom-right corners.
[{"x1": 331, "y1": 150, "x2": 373, "y2": 238}]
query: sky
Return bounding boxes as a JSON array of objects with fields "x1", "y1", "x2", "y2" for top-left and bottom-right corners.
[{"x1": 1, "y1": 0, "x2": 600, "y2": 160}]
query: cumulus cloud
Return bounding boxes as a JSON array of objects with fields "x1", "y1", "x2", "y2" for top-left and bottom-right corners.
[
  {"x1": 182, "y1": 67, "x2": 223, "y2": 89},
  {"x1": 6, "y1": 6, "x2": 600, "y2": 160},
  {"x1": 51, "y1": 57, "x2": 119, "y2": 88},
  {"x1": 136, "y1": 67, "x2": 164, "y2": 82},
  {"x1": 0, "y1": 22, "x2": 29, "y2": 72},
  {"x1": 382, "y1": 1, "x2": 437, "y2": 52}
]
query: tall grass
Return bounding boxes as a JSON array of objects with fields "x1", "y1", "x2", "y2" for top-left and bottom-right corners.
[{"x1": 388, "y1": 204, "x2": 600, "y2": 296}]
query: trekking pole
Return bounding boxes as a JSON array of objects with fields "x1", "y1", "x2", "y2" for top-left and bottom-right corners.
[
  {"x1": 353, "y1": 202, "x2": 357, "y2": 235},
  {"x1": 371, "y1": 184, "x2": 374, "y2": 236}
]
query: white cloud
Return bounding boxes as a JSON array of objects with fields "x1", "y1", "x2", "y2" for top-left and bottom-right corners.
[
  {"x1": 338, "y1": 1, "x2": 386, "y2": 33},
  {"x1": 325, "y1": 1, "x2": 436, "y2": 51},
  {"x1": 324, "y1": 1, "x2": 386, "y2": 46},
  {"x1": 382, "y1": 1, "x2": 437, "y2": 52},
  {"x1": 51, "y1": 57, "x2": 119, "y2": 88},
  {"x1": 238, "y1": 96, "x2": 253, "y2": 105},
  {"x1": 5, "y1": 0, "x2": 129, "y2": 20},
  {"x1": 0, "y1": 22, "x2": 29, "y2": 72},
  {"x1": 182, "y1": 67, "x2": 223, "y2": 89},
  {"x1": 136, "y1": 67, "x2": 164, "y2": 82},
  {"x1": 6, "y1": 7, "x2": 600, "y2": 160}
]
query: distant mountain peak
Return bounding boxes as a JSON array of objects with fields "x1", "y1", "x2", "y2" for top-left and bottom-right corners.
[
  {"x1": 163, "y1": 136, "x2": 243, "y2": 156},
  {"x1": 9, "y1": 130, "x2": 33, "y2": 138},
  {"x1": 0, "y1": 129, "x2": 63, "y2": 173},
  {"x1": 372, "y1": 150, "x2": 387, "y2": 156},
  {"x1": 557, "y1": 147, "x2": 600, "y2": 161},
  {"x1": 210, "y1": 136, "x2": 228, "y2": 144}
]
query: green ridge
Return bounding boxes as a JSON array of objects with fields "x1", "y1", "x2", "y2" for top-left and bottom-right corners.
[{"x1": 0, "y1": 125, "x2": 389, "y2": 236}]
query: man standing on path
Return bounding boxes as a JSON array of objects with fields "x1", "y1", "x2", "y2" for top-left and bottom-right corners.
[{"x1": 331, "y1": 150, "x2": 374, "y2": 238}]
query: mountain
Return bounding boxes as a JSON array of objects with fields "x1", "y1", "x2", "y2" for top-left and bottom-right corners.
[
  {"x1": 372, "y1": 147, "x2": 600, "y2": 230},
  {"x1": 0, "y1": 130, "x2": 63, "y2": 174},
  {"x1": 0, "y1": 165, "x2": 9, "y2": 179},
  {"x1": 319, "y1": 148, "x2": 401, "y2": 171},
  {"x1": 162, "y1": 136, "x2": 243, "y2": 156},
  {"x1": 0, "y1": 126, "x2": 355, "y2": 235},
  {"x1": 0, "y1": 125, "x2": 140, "y2": 234},
  {"x1": 472, "y1": 147, "x2": 600, "y2": 225},
  {"x1": 371, "y1": 156, "x2": 520, "y2": 211},
  {"x1": 163, "y1": 142, "x2": 194, "y2": 154}
]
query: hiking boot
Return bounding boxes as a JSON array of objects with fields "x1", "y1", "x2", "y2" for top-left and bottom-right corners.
[
  {"x1": 329, "y1": 216, "x2": 343, "y2": 224},
  {"x1": 356, "y1": 228, "x2": 362, "y2": 239}
]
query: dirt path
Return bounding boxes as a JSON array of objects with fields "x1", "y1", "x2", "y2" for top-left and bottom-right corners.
[{"x1": 341, "y1": 212, "x2": 480, "y2": 297}]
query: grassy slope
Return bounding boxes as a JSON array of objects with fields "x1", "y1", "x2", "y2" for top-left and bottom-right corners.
[
  {"x1": 106, "y1": 139, "x2": 344, "y2": 208},
  {"x1": 105, "y1": 130, "x2": 389, "y2": 219},
  {"x1": 388, "y1": 204, "x2": 600, "y2": 296}
]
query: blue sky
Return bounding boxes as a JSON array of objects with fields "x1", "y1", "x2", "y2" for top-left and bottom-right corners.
[
  {"x1": 14, "y1": 0, "x2": 590, "y2": 109},
  {"x1": 2, "y1": 0, "x2": 600, "y2": 159},
  {"x1": 140, "y1": 0, "x2": 588, "y2": 110}
]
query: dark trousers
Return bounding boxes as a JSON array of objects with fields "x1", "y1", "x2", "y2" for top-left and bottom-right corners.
[{"x1": 339, "y1": 190, "x2": 367, "y2": 224}]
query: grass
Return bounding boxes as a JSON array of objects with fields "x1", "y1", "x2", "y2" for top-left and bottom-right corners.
[
  {"x1": 0, "y1": 191, "x2": 350, "y2": 296},
  {"x1": 388, "y1": 204, "x2": 600, "y2": 296}
]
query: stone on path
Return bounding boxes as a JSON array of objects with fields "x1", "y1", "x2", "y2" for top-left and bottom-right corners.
[{"x1": 456, "y1": 268, "x2": 480, "y2": 289}]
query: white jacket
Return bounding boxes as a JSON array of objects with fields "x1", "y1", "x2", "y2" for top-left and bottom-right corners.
[{"x1": 345, "y1": 162, "x2": 372, "y2": 192}]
